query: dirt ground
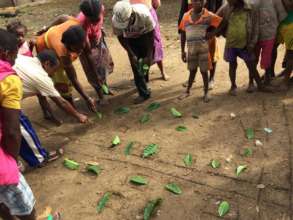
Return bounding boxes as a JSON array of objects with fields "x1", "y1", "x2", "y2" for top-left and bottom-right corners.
[{"x1": 1, "y1": 0, "x2": 293, "y2": 219}]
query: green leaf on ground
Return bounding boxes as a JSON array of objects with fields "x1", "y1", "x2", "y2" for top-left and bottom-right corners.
[
  {"x1": 176, "y1": 125, "x2": 188, "y2": 132},
  {"x1": 101, "y1": 84, "x2": 109, "y2": 95},
  {"x1": 112, "y1": 136, "x2": 120, "y2": 146},
  {"x1": 63, "y1": 158, "x2": 79, "y2": 170},
  {"x1": 165, "y1": 183, "x2": 182, "y2": 195},
  {"x1": 246, "y1": 128, "x2": 255, "y2": 140},
  {"x1": 96, "y1": 112, "x2": 102, "y2": 120},
  {"x1": 183, "y1": 154, "x2": 193, "y2": 167},
  {"x1": 218, "y1": 201, "x2": 230, "y2": 217},
  {"x1": 210, "y1": 160, "x2": 221, "y2": 169},
  {"x1": 140, "y1": 113, "x2": 151, "y2": 124},
  {"x1": 130, "y1": 176, "x2": 148, "y2": 185},
  {"x1": 236, "y1": 165, "x2": 247, "y2": 177},
  {"x1": 124, "y1": 142, "x2": 134, "y2": 155},
  {"x1": 114, "y1": 107, "x2": 130, "y2": 114},
  {"x1": 147, "y1": 102, "x2": 161, "y2": 112},
  {"x1": 97, "y1": 192, "x2": 111, "y2": 213},
  {"x1": 142, "y1": 144, "x2": 158, "y2": 158},
  {"x1": 244, "y1": 148, "x2": 253, "y2": 157},
  {"x1": 170, "y1": 108, "x2": 182, "y2": 118},
  {"x1": 143, "y1": 198, "x2": 162, "y2": 220},
  {"x1": 86, "y1": 164, "x2": 102, "y2": 176}
]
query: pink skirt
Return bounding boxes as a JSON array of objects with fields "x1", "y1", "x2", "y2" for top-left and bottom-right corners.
[{"x1": 150, "y1": 7, "x2": 164, "y2": 63}]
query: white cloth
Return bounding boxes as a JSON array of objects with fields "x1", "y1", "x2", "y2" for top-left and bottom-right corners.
[
  {"x1": 13, "y1": 55, "x2": 60, "y2": 99},
  {"x1": 113, "y1": 3, "x2": 155, "y2": 38}
]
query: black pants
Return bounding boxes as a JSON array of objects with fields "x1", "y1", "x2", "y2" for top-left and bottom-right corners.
[{"x1": 127, "y1": 33, "x2": 153, "y2": 98}]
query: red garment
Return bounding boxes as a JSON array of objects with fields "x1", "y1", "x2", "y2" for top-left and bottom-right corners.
[{"x1": 76, "y1": 5, "x2": 105, "y2": 43}]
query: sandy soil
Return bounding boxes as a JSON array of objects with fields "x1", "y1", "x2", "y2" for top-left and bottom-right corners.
[{"x1": 1, "y1": 0, "x2": 293, "y2": 219}]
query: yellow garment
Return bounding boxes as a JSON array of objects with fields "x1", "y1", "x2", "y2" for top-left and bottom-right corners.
[
  {"x1": 51, "y1": 67, "x2": 73, "y2": 98},
  {"x1": 0, "y1": 75, "x2": 22, "y2": 110},
  {"x1": 278, "y1": 23, "x2": 293, "y2": 50}
]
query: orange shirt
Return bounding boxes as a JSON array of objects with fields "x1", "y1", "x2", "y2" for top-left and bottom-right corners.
[
  {"x1": 36, "y1": 18, "x2": 80, "y2": 59},
  {"x1": 179, "y1": 8, "x2": 222, "y2": 43}
]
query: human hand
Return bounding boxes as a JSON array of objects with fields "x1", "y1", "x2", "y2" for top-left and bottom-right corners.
[
  {"x1": 77, "y1": 113, "x2": 88, "y2": 123},
  {"x1": 181, "y1": 51, "x2": 187, "y2": 63},
  {"x1": 86, "y1": 97, "x2": 97, "y2": 113}
]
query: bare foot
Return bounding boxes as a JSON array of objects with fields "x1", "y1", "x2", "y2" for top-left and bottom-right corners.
[
  {"x1": 229, "y1": 87, "x2": 237, "y2": 96},
  {"x1": 162, "y1": 74, "x2": 170, "y2": 81},
  {"x1": 246, "y1": 83, "x2": 256, "y2": 93},
  {"x1": 178, "y1": 92, "x2": 190, "y2": 100},
  {"x1": 203, "y1": 94, "x2": 210, "y2": 103},
  {"x1": 208, "y1": 80, "x2": 214, "y2": 90}
]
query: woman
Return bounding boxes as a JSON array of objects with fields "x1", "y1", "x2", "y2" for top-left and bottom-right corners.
[
  {"x1": 36, "y1": 22, "x2": 97, "y2": 113},
  {"x1": 38, "y1": 0, "x2": 114, "y2": 105},
  {"x1": 77, "y1": 0, "x2": 114, "y2": 104}
]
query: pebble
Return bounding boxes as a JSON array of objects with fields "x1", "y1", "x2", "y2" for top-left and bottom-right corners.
[
  {"x1": 230, "y1": 113, "x2": 236, "y2": 119},
  {"x1": 255, "y1": 140, "x2": 263, "y2": 147},
  {"x1": 257, "y1": 184, "x2": 266, "y2": 189}
]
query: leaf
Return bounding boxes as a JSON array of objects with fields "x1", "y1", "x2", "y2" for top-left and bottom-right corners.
[
  {"x1": 86, "y1": 164, "x2": 102, "y2": 176},
  {"x1": 246, "y1": 128, "x2": 255, "y2": 140},
  {"x1": 143, "y1": 198, "x2": 162, "y2": 220},
  {"x1": 210, "y1": 160, "x2": 221, "y2": 169},
  {"x1": 142, "y1": 144, "x2": 158, "y2": 158},
  {"x1": 96, "y1": 112, "x2": 102, "y2": 120},
  {"x1": 236, "y1": 165, "x2": 247, "y2": 177},
  {"x1": 97, "y1": 192, "x2": 111, "y2": 213},
  {"x1": 176, "y1": 125, "x2": 188, "y2": 132},
  {"x1": 165, "y1": 183, "x2": 182, "y2": 195},
  {"x1": 101, "y1": 84, "x2": 109, "y2": 95},
  {"x1": 264, "y1": 127, "x2": 273, "y2": 134},
  {"x1": 47, "y1": 215, "x2": 53, "y2": 220},
  {"x1": 170, "y1": 108, "x2": 182, "y2": 118},
  {"x1": 63, "y1": 158, "x2": 79, "y2": 170},
  {"x1": 244, "y1": 148, "x2": 253, "y2": 157},
  {"x1": 130, "y1": 176, "x2": 148, "y2": 185},
  {"x1": 218, "y1": 201, "x2": 230, "y2": 217},
  {"x1": 114, "y1": 107, "x2": 130, "y2": 114},
  {"x1": 124, "y1": 142, "x2": 134, "y2": 155},
  {"x1": 112, "y1": 136, "x2": 120, "y2": 146},
  {"x1": 140, "y1": 113, "x2": 151, "y2": 124},
  {"x1": 183, "y1": 154, "x2": 193, "y2": 166},
  {"x1": 147, "y1": 102, "x2": 161, "y2": 112}
]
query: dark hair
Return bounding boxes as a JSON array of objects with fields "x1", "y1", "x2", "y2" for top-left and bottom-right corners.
[
  {"x1": 80, "y1": 0, "x2": 101, "y2": 20},
  {"x1": 61, "y1": 25, "x2": 86, "y2": 47},
  {"x1": 37, "y1": 49, "x2": 59, "y2": 66},
  {"x1": 6, "y1": 20, "x2": 28, "y2": 34},
  {"x1": 0, "y1": 28, "x2": 18, "y2": 52}
]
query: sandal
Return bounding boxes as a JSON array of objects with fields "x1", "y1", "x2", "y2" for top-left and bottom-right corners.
[{"x1": 47, "y1": 148, "x2": 64, "y2": 163}]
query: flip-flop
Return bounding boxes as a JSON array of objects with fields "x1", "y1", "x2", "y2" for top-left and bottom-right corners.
[{"x1": 47, "y1": 148, "x2": 64, "y2": 163}]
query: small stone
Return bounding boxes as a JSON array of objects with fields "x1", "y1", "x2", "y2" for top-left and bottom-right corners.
[
  {"x1": 257, "y1": 184, "x2": 266, "y2": 189},
  {"x1": 136, "y1": 215, "x2": 143, "y2": 220},
  {"x1": 225, "y1": 155, "x2": 233, "y2": 163},
  {"x1": 230, "y1": 113, "x2": 236, "y2": 119},
  {"x1": 255, "y1": 140, "x2": 263, "y2": 147}
]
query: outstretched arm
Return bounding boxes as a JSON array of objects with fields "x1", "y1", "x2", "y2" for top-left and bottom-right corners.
[
  {"x1": 61, "y1": 56, "x2": 97, "y2": 112},
  {"x1": 50, "y1": 96, "x2": 88, "y2": 123}
]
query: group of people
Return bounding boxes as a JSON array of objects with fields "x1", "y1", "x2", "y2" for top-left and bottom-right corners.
[{"x1": 0, "y1": 0, "x2": 292, "y2": 219}]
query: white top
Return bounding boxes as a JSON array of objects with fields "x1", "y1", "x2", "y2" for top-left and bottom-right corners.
[
  {"x1": 13, "y1": 55, "x2": 60, "y2": 99},
  {"x1": 113, "y1": 3, "x2": 155, "y2": 38}
]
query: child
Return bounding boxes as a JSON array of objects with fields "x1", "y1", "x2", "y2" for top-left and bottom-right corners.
[
  {"x1": 7, "y1": 21, "x2": 34, "y2": 57},
  {"x1": 253, "y1": 0, "x2": 287, "y2": 87},
  {"x1": 179, "y1": 0, "x2": 224, "y2": 89},
  {"x1": 179, "y1": 0, "x2": 222, "y2": 102},
  {"x1": 0, "y1": 28, "x2": 36, "y2": 220},
  {"x1": 216, "y1": 0, "x2": 269, "y2": 95},
  {"x1": 278, "y1": 1, "x2": 293, "y2": 90}
]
